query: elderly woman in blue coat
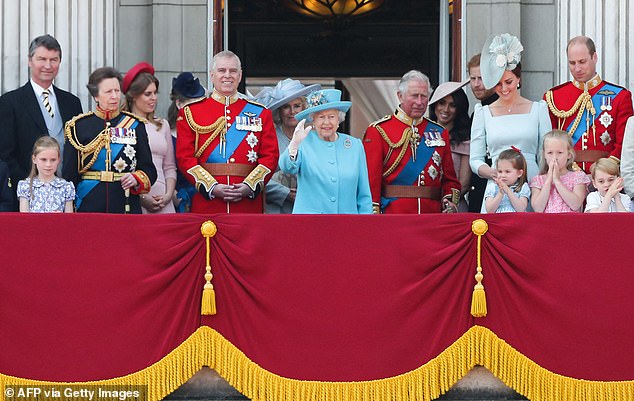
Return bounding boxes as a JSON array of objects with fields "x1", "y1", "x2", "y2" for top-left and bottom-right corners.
[{"x1": 279, "y1": 89, "x2": 372, "y2": 214}]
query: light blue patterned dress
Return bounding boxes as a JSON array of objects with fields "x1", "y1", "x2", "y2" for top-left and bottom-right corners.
[
  {"x1": 17, "y1": 176, "x2": 75, "y2": 212},
  {"x1": 483, "y1": 181, "x2": 530, "y2": 213}
]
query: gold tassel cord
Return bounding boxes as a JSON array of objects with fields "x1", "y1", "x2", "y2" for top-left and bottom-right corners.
[
  {"x1": 2, "y1": 326, "x2": 632, "y2": 401},
  {"x1": 470, "y1": 219, "x2": 488, "y2": 317},
  {"x1": 201, "y1": 221, "x2": 218, "y2": 315}
]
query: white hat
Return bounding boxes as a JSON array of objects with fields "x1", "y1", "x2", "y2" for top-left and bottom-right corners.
[{"x1": 429, "y1": 79, "x2": 470, "y2": 105}]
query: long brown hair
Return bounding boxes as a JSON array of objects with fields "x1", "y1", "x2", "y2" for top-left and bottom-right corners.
[
  {"x1": 28, "y1": 136, "x2": 61, "y2": 199},
  {"x1": 124, "y1": 72, "x2": 163, "y2": 128}
]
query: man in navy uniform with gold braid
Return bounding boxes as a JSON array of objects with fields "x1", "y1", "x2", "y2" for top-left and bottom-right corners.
[
  {"x1": 63, "y1": 67, "x2": 156, "y2": 213},
  {"x1": 175, "y1": 50, "x2": 278, "y2": 214},
  {"x1": 544, "y1": 36, "x2": 633, "y2": 173},
  {"x1": 363, "y1": 70, "x2": 461, "y2": 214}
]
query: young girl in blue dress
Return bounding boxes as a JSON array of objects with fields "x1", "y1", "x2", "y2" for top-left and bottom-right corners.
[
  {"x1": 484, "y1": 147, "x2": 530, "y2": 213},
  {"x1": 17, "y1": 136, "x2": 75, "y2": 213}
]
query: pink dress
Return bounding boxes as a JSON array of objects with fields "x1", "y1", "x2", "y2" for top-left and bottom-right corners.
[
  {"x1": 529, "y1": 170, "x2": 590, "y2": 213},
  {"x1": 142, "y1": 119, "x2": 177, "y2": 214}
]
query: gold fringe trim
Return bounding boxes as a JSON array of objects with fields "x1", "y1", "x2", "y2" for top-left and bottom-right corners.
[{"x1": 1, "y1": 326, "x2": 633, "y2": 401}]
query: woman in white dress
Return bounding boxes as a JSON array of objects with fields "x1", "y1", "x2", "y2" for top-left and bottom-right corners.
[
  {"x1": 470, "y1": 33, "x2": 552, "y2": 212},
  {"x1": 123, "y1": 62, "x2": 177, "y2": 214}
]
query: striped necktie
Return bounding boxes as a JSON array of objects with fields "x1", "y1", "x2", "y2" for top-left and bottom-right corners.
[{"x1": 42, "y1": 89, "x2": 54, "y2": 118}]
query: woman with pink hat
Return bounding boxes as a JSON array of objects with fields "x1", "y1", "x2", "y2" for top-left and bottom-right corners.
[
  {"x1": 123, "y1": 62, "x2": 177, "y2": 214},
  {"x1": 253, "y1": 79, "x2": 320, "y2": 213},
  {"x1": 278, "y1": 89, "x2": 372, "y2": 214}
]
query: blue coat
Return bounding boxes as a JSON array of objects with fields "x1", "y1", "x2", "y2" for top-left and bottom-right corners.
[{"x1": 279, "y1": 132, "x2": 372, "y2": 214}]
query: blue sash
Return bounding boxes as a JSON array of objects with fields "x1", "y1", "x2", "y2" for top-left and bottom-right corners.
[
  {"x1": 207, "y1": 102, "x2": 264, "y2": 163},
  {"x1": 568, "y1": 83, "x2": 621, "y2": 146},
  {"x1": 380, "y1": 122, "x2": 439, "y2": 210},
  {"x1": 76, "y1": 115, "x2": 139, "y2": 209}
]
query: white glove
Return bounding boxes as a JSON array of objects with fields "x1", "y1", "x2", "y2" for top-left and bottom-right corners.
[{"x1": 288, "y1": 119, "x2": 312, "y2": 157}]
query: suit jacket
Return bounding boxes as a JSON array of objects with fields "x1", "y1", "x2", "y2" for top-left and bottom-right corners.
[
  {"x1": 0, "y1": 81, "x2": 83, "y2": 192},
  {"x1": 0, "y1": 160, "x2": 15, "y2": 211}
]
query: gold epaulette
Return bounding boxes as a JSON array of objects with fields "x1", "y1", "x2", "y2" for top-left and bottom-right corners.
[
  {"x1": 64, "y1": 111, "x2": 95, "y2": 137},
  {"x1": 246, "y1": 99, "x2": 266, "y2": 108},
  {"x1": 369, "y1": 115, "x2": 391, "y2": 127},
  {"x1": 64, "y1": 111, "x2": 109, "y2": 174},
  {"x1": 121, "y1": 110, "x2": 148, "y2": 124}
]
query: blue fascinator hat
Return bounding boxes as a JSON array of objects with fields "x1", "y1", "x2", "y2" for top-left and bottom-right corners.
[
  {"x1": 253, "y1": 78, "x2": 321, "y2": 111},
  {"x1": 294, "y1": 89, "x2": 352, "y2": 123},
  {"x1": 480, "y1": 33, "x2": 524, "y2": 90}
]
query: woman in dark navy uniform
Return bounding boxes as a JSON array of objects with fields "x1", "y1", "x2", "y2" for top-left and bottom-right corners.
[{"x1": 62, "y1": 67, "x2": 156, "y2": 213}]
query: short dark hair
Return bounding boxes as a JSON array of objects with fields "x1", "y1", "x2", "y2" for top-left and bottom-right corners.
[
  {"x1": 86, "y1": 67, "x2": 123, "y2": 97},
  {"x1": 28, "y1": 34, "x2": 62, "y2": 60}
]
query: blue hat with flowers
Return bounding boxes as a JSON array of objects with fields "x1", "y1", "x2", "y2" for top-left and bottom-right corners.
[
  {"x1": 480, "y1": 33, "x2": 524, "y2": 90},
  {"x1": 294, "y1": 89, "x2": 352, "y2": 122},
  {"x1": 253, "y1": 78, "x2": 321, "y2": 111}
]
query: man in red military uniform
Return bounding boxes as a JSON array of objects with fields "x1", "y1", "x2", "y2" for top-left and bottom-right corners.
[
  {"x1": 176, "y1": 50, "x2": 278, "y2": 213},
  {"x1": 544, "y1": 36, "x2": 633, "y2": 173},
  {"x1": 363, "y1": 70, "x2": 460, "y2": 214}
]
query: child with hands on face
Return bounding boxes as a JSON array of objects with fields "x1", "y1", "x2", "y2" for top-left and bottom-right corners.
[
  {"x1": 530, "y1": 130, "x2": 590, "y2": 213},
  {"x1": 484, "y1": 147, "x2": 530, "y2": 213},
  {"x1": 584, "y1": 158, "x2": 631, "y2": 212}
]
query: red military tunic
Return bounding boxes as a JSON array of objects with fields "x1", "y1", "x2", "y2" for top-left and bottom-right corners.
[
  {"x1": 363, "y1": 107, "x2": 461, "y2": 214},
  {"x1": 176, "y1": 90, "x2": 278, "y2": 213},
  {"x1": 544, "y1": 76, "x2": 633, "y2": 172}
]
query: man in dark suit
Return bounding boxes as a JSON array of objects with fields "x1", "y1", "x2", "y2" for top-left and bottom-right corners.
[{"x1": 0, "y1": 34, "x2": 83, "y2": 209}]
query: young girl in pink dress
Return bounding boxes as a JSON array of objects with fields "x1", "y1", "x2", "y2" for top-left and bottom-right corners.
[{"x1": 530, "y1": 130, "x2": 590, "y2": 213}]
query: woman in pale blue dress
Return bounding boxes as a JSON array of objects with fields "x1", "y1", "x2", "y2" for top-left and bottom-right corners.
[
  {"x1": 470, "y1": 33, "x2": 552, "y2": 212},
  {"x1": 279, "y1": 89, "x2": 372, "y2": 214}
]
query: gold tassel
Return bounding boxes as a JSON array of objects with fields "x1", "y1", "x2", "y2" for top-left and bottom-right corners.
[
  {"x1": 470, "y1": 219, "x2": 488, "y2": 317},
  {"x1": 201, "y1": 220, "x2": 218, "y2": 315}
]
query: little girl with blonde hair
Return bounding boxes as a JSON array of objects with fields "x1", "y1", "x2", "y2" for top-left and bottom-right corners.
[
  {"x1": 530, "y1": 130, "x2": 590, "y2": 213},
  {"x1": 17, "y1": 136, "x2": 75, "y2": 212}
]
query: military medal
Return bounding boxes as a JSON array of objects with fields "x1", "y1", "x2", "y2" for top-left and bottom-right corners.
[
  {"x1": 600, "y1": 131, "x2": 611, "y2": 146},
  {"x1": 599, "y1": 112, "x2": 613, "y2": 128},
  {"x1": 110, "y1": 127, "x2": 137, "y2": 145},
  {"x1": 432, "y1": 151, "x2": 441, "y2": 166},
  {"x1": 123, "y1": 144, "x2": 136, "y2": 160},
  {"x1": 428, "y1": 165, "x2": 438, "y2": 180},
  {"x1": 236, "y1": 112, "x2": 263, "y2": 132},
  {"x1": 600, "y1": 95, "x2": 613, "y2": 111},
  {"x1": 247, "y1": 149, "x2": 258, "y2": 163},
  {"x1": 246, "y1": 132, "x2": 258, "y2": 148},
  {"x1": 113, "y1": 158, "x2": 128, "y2": 173}
]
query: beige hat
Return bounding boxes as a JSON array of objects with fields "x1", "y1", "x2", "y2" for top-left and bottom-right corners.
[{"x1": 429, "y1": 79, "x2": 470, "y2": 105}]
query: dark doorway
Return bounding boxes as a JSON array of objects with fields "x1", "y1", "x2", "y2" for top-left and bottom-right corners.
[{"x1": 229, "y1": 1, "x2": 440, "y2": 82}]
